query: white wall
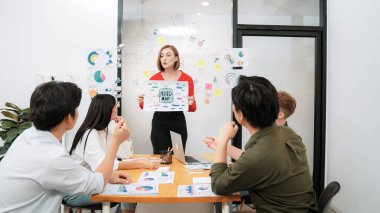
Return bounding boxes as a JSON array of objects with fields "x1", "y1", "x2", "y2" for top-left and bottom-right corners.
[
  {"x1": 326, "y1": 0, "x2": 380, "y2": 212},
  {"x1": 0, "y1": 0, "x2": 118, "y2": 145}
]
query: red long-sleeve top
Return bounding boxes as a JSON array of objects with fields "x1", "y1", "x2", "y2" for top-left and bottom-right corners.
[{"x1": 139, "y1": 71, "x2": 197, "y2": 112}]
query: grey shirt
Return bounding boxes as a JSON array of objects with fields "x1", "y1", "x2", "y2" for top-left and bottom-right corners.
[
  {"x1": 210, "y1": 125, "x2": 317, "y2": 213},
  {"x1": 0, "y1": 127, "x2": 103, "y2": 213}
]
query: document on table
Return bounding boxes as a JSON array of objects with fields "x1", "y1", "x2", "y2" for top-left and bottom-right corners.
[
  {"x1": 138, "y1": 171, "x2": 175, "y2": 184},
  {"x1": 184, "y1": 163, "x2": 212, "y2": 173},
  {"x1": 177, "y1": 184, "x2": 217, "y2": 197},
  {"x1": 184, "y1": 163, "x2": 212, "y2": 170},
  {"x1": 192, "y1": 177, "x2": 211, "y2": 184},
  {"x1": 101, "y1": 183, "x2": 159, "y2": 195}
]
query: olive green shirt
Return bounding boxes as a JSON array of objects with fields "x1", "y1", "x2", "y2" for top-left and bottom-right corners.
[{"x1": 210, "y1": 125, "x2": 317, "y2": 213}]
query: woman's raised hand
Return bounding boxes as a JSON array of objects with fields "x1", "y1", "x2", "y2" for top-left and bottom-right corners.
[{"x1": 112, "y1": 118, "x2": 130, "y2": 145}]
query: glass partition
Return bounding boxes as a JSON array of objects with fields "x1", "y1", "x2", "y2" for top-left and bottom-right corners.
[{"x1": 238, "y1": 0, "x2": 319, "y2": 26}]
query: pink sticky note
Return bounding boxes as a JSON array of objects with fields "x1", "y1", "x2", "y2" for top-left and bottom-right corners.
[{"x1": 205, "y1": 83, "x2": 212, "y2": 90}]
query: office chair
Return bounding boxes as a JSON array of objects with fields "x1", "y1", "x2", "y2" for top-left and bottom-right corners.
[
  {"x1": 317, "y1": 181, "x2": 341, "y2": 213},
  {"x1": 233, "y1": 181, "x2": 341, "y2": 213},
  {"x1": 232, "y1": 194, "x2": 255, "y2": 211}
]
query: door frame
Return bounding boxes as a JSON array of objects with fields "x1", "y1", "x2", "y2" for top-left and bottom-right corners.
[{"x1": 231, "y1": 0, "x2": 327, "y2": 196}]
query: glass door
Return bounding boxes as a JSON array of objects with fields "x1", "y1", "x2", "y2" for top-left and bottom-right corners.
[{"x1": 240, "y1": 35, "x2": 316, "y2": 171}]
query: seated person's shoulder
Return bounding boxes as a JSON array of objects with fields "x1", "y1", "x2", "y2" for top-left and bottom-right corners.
[
  {"x1": 278, "y1": 125, "x2": 301, "y2": 139},
  {"x1": 277, "y1": 126, "x2": 306, "y2": 151}
]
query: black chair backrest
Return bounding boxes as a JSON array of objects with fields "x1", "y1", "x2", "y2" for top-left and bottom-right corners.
[{"x1": 318, "y1": 181, "x2": 341, "y2": 213}]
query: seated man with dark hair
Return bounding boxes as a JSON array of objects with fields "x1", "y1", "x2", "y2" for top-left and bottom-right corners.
[
  {"x1": 210, "y1": 76, "x2": 317, "y2": 212},
  {"x1": 204, "y1": 90, "x2": 298, "y2": 160},
  {"x1": 0, "y1": 81, "x2": 130, "y2": 212}
]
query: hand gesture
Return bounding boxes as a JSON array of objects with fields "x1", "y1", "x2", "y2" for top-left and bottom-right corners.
[
  {"x1": 203, "y1": 136, "x2": 217, "y2": 151},
  {"x1": 137, "y1": 94, "x2": 145, "y2": 103},
  {"x1": 140, "y1": 159, "x2": 160, "y2": 170},
  {"x1": 109, "y1": 171, "x2": 131, "y2": 184},
  {"x1": 188, "y1": 96, "x2": 195, "y2": 105},
  {"x1": 218, "y1": 121, "x2": 238, "y2": 142},
  {"x1": 114, "y1": 116, "x2": 123, "y2": 123},
  {"x1": 112, "y1": 118, "x2": 130, "y2": 145}
]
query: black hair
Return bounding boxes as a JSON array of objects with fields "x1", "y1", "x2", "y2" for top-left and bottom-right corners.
[
  {"x1": 29, "y1": 81, "x2": 82, "y2": 130},
  {"x1": 69, "y1": 94, "x2": 116, "y2": 155},
  {"x1": 232, "y1": 75, "x2": 279, "y2": 129}
]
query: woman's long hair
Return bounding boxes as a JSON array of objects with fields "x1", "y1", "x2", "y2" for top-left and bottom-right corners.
[{"x1": 69, "y1": 94, "x2": 116, "y2": 155}]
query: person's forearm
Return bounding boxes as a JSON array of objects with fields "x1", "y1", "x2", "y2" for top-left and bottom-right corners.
[
  {"x1": 118, "y1": 160, "x2": 141, "y2": 170},
  {"x1": 96, "y1": 141, "x2": 119, "y2": 186},
  {"x1": 227, "y1": 144, "x2": 243, "y2": 160},
  {"x1": 214, "y1": 139, "x2": 228, "y2": 163}
]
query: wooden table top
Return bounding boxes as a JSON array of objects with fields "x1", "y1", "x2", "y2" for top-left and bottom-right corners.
[{"x1": 92, "y1": 154, "x2": 241, "y2": 203}]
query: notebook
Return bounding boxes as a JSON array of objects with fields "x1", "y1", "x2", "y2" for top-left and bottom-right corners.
[{"x1": 170, "y1": 131, "x2": 211, "y2": 165}]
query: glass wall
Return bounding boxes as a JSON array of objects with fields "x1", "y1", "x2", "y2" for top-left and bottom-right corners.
[
  {"x1": 238, "y1": 0, "x2": 319, "y2": 26},
  {"x1": 241, "y1": 36, "x2": 316, "y2": 171}
]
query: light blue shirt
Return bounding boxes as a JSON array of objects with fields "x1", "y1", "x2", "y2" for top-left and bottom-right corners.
[{"x1": 0, "y1": 127, "x2": 103, "y2": 213}]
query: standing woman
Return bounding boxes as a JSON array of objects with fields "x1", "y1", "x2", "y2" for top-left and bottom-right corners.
[{"x1": 139, "y1": 45, "x2": 197, "y2": 154}]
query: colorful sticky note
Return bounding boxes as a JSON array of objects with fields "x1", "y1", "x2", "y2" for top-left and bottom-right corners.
[
  {"x1": 203, "y1": 91, "x2": 211, "y2": 105},
  {"x1": 157, "y1": 37, "x2": 166, "y2": 45},
  {"x1": 143, "y1": 70, "x2": 151, "y2": 78},
  {"x1": 213, "y1": 64, "x2": 221, "y2": 71},
  {"x1": 88, "y1": 89, "x2": 97, "y2": 98},
  {"x1": 205, "y1": 83, "x2": 212, "y2": 91},
  {"x1": 197, "y1": 59, "x2": 205, "y2": 68},
  {"x1": 214, "y1": 89, "x2": 222, "y2": 97},
  {"x1": 203, "y1": 98, "x2": 210, "y2": 105}
]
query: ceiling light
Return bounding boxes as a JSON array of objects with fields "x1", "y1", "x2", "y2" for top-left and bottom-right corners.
[
  {"x1": 196, "y1": 13, "x2": 202, "y2": 16},
  {"x1": 201, "y1": 1, "x2": 210, "y2": 6}
]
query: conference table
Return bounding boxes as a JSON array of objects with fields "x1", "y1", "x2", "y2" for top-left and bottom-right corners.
[{"x1": 92, "y1": 154, "x2": 240, "y2": 213}]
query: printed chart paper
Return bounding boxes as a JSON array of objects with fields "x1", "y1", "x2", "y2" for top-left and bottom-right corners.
[
  {"x1": 101, "y1": 183, "x2": 159, "y2": 195},
  {"x1": 143, "y1": 81, "x2": 188, "y2": 111},
  {"x1": 192, "y1": 177, "x2": 211, "y2": 184},
  {"x1": 86, "y1": 48, "x2": 119, "y2": 98},
  {"x1": 138, "y1": 171, "x2": 175, "y2": 184},
  {"x1": 184, "y1": 163, "x2": 212, "y2": 170},
  {"x1": 177, "y1": 184, "x2": 217, "y2": 197}
]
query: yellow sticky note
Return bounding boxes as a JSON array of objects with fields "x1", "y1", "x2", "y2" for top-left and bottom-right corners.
[
  {"x1": 213, "y1": 64, "x2": 221, "y2": 71},
  {"x1": 197, "y1": 59, "x2": 205, "y2": 68},
  {"x1": 214, "y1": 89, "x2": 223, "y2": 97},
  {"x1": 143, "y1": 70, "x2": 151, "y2": 78},
  {"x1": 157, "y1": 37, "x2": 166, "y2": 45}
]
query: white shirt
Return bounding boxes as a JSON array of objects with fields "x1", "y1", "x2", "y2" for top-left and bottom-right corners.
[
  {"x1": 0, "y1": 127, "x2": 103, "y2": 213},
  {"x1": 71, "y1": 128, "x2": 133, "y2": 172}
]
